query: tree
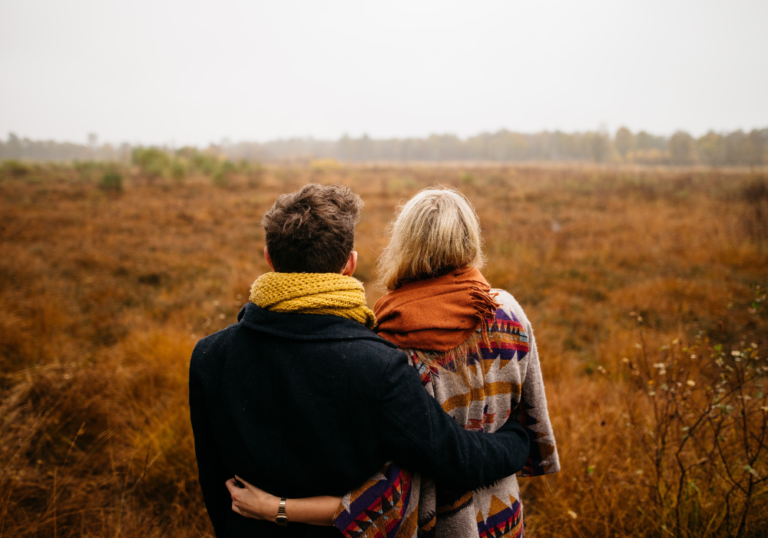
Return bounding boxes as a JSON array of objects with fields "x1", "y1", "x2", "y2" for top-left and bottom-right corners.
[
  {"x1": 590, "y1": 132, "x2": 612, "y2": 163},
  {"x1": 669, "y1": 131, "x2": 697, "y2": 165},
  {"x1": 636, "y1": 131, "x2": 651, "y2": 151},
  {"x1": 746, "y1": 129, "x2": 765, "y2": 166},
  {"x1": 615, "y1": 127, "x2": 634, "y2": 160},
  {"x1": 132, "y1": 147, "x2": 170, "y2": 181},
  {"x1": 724, "y1": 131, "x2": 748, "y2": 165},
  {"x1": 697, "y1": 131, "x2": 724, "y2": 166}
]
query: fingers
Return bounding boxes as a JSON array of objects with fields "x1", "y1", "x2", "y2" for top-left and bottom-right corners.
[
  {"x1": 225, "y1": 478, "x2": 239, "y2": 496},
  {"x1": 236, "y1": 475, "x2": 269, "y2": 497},
  {"x1": 234, "y1": 474, "x2": 253, "y2": 490}
]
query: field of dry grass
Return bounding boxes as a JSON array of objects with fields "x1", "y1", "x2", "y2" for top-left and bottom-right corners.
[{"x1": 1, "y1": 163, "x2": 767, "y2": 537}]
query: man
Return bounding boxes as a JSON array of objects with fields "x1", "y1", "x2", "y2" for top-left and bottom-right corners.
[{"x1": 189, "y1": 184, "x2": 529, "y2": 537}]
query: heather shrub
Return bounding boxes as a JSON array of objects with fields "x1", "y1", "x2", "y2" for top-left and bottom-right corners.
[{"x1": 100, "y1": 169, "x2": 124, "y2": 192}]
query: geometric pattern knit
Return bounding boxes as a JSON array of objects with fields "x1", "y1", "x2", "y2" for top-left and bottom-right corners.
[{"x1": 333, "y1": 289, "x2": 560, "y2": 538}]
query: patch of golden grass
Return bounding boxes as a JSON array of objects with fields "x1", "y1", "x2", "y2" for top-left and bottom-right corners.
[{"x1": 0, "y1": 164, "x2": 766, "y2": 536}]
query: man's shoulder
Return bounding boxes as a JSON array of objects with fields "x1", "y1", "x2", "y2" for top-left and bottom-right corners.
[
  {"x1": 190, "y1": 322, "x2": 242, "y2": 371},
  {"x1": 190, "y1": 313, "x2": 406, "y2": 374},
  {"x1": 238, "y1": 302, "x2": 396, "y2": 346},
  {"x1": 345, "y1": 337, "x2": 408, "y2": 369},
  {"x1": 195, "y1": 323, "x2": 237, "y2": 347}
]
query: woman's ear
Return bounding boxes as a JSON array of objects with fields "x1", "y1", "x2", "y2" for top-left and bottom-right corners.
[
  {"x1": 342, "y1": 251, "x2": 358, "y2": 276},
  {"x1": 264, "y1": 247, "x2": 275, "y2": 271}
]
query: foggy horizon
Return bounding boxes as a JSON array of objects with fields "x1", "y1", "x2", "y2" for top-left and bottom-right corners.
[
  {"x1": 2, "y1": 0, "x2": 768, "y2": 147},
  {"x1": 4, "y1": 124, "x2": 768, "y2": 150}
]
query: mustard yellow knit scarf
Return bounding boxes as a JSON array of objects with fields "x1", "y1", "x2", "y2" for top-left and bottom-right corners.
[{"x1": 249, "y1": 272, "x2": 376, "y2": 330}]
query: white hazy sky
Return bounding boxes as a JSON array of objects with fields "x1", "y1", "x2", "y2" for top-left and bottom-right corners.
[{"x1": 1, "y1": 0, "x2": 767, "y2": 146}]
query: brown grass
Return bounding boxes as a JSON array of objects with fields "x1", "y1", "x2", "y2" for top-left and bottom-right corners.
[{"x1": 1, "y1": 164, "x2": 767, "y2": 537}]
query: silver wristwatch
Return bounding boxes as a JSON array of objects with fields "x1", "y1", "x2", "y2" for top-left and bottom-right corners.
[{"x1": 275, "y1": 497, "x2": 288, "y2": 527}]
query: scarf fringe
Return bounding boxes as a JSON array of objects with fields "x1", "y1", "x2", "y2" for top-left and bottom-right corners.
[
  {"x1": 375, "y1": 266, "x2": 501, "y2": 352},
  {"x1": 469, "y1": 285, "x2": 501, "y2": 348}
]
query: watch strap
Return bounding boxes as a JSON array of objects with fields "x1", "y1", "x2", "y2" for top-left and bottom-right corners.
[{"x1": 276, "y1": 497, "x2": 288, "y2": 526}]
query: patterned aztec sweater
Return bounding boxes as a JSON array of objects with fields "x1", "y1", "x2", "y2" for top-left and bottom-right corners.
[{"x1": 333, "y1": 290, "x2": 560, "y2": 538}]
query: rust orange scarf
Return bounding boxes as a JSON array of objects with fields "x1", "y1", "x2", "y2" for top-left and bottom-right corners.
[{"x1": 374, "y1": 266, "x2": 500, "y2": 352}]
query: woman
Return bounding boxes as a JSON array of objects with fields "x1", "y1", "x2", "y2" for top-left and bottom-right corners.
[{"x1": 226, "y1": 187, "x2": 560, "y2": 537}]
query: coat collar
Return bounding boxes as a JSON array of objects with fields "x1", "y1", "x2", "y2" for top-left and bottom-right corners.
[{"x1": 237, "y1": 302, "x2": 397, "y2": 347}]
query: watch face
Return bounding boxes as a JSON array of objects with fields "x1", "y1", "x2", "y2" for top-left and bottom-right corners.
[{"x1": 276, "y1": 515, "x2": 288, "y2": 527}]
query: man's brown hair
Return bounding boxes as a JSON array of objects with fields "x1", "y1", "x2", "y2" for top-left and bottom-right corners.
[{"x1": 261, "y1": 184, "x2": 363, "y2": 273}]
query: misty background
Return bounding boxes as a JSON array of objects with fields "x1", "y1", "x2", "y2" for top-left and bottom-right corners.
[{"x1": 1, "y1": 0, "x2": 767, "y2": 163}]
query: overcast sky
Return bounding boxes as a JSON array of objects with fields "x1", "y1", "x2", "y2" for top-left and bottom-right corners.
[{"x1": 1, "y1": 0, "x2": 767, "y2": 146}]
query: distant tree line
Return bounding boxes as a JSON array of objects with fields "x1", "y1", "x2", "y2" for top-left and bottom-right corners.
[
  {"x1": 0, "y1": 133, "x2": 133, "y2": 162},
  {"x1": 2, "y1": 127, "x2": 766, "y2": 166}
]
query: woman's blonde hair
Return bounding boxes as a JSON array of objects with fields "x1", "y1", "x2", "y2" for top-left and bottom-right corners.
[{"x1": 377, "y1": 186, "x2": 485, "y2": 291}]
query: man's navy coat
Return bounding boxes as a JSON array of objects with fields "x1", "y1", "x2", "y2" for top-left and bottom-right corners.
[{"x1": 189, "y1": 303, "x2": 529, "y2": 537}]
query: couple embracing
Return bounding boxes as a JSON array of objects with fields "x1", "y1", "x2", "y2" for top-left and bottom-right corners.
[{"x1": 189, "y1": 184, "x2": 559, "y2": 538}]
